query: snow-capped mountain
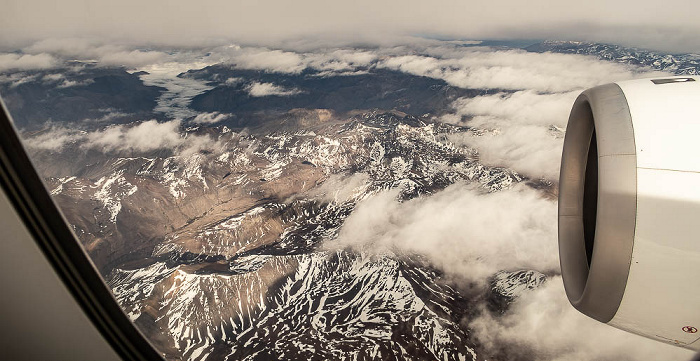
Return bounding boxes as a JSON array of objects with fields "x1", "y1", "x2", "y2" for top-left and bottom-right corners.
[{"x1": 38, "y1": 108, "x2": 527, "y2": 360}]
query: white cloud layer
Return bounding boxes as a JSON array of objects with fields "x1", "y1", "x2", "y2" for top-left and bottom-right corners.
[
  {"x1": 246, "y1": 82, "x2": 302, "y2": 97},
  {"x1": 22, "y1": 38, "x2": 169, "y2": 68},
  {"x1": 22, "y1": 126, "x2": 85, "y2": 150},
  {"x1": 226, "y1": 48, "x2": 306, "y2": 74},
  {"x1": 192, "y1": 112, "x2": 229, "y2": 124},
  {"x1": 0, "y1": 53, "x2": 57, "y2": 71},
  {"x1": 470, "y1": 278, "x2": 694, "y2": 361},
  {"x1": 3, "y1": 40, "x2": 671, "y2": 183},
  {"x1": 6, "y1": 40, "x2": 671, "y2": 185},
  {"x1": 453, "y1": 125, "x2": 565, "y2": 181},
  {"x1": 23, "y1": 120, "x2": 222, "y2": 157},
  {"x1": 379, "y1": 49, "x2": 661, "y2": 92},
  {"x1": 442, "y1": 90, "x2": 579, "y2": 127},
  {"x1": 332, "y1": 184, "x2": 560, "y2": 286},
  {"x1": 438, "y1": 91, "x2": 581, "y2": 180},
  {"x1": 213, "y1": 46, "x2": 378, "y2": 75},
  {"x1": 331, "y1": 182, "x2": 694, "y2": 360},
  {"x1": 425, "y1": 51, "x2": 667, "y2": 180},
  {"x1": 84, "y1": 120, "x2": 183, "y2": 152}
]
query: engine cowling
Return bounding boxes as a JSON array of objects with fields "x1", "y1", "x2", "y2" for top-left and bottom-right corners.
[{"x1": 559, "y1": 76, "x2": 700, "y2": 349}]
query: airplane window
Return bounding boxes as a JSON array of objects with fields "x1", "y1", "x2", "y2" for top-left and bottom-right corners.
[{"x1": 1, "y1": 2, "x2": 698, "y2": 361}]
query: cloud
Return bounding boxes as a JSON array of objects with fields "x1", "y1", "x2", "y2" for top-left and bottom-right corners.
[
  {"x1": 40, "y1": 73, "x2": 64, "y2": 82},
  {"x1": 22, "y1": 38, "x2": 170, "y2": 68},
  {"x1": 224, "y1": 77, "x2": 242, "y2": 86},
  {"x1": 246, "y1": 82, "x2": 302, "y2": 97},
  {"x1": 0, "y1": 53, "x2": 57, "y2": 71},
  {"x1": 5, "y1": 40, "x2": 672, "y2": 183},
  {"x1": 192, "y1": 112, "x2": 229, "y2": 124},
  {"x1": 57, "y1": 79, "x2": 93, "y2": 88},
  {"x1": 224, "y1": 47, "x2": 306, "y2": 74},
  {"x1": 438, "y1": 91, "x2": 581, "y2": 180},
  {"x1": 21, "y1": 126, "x2": 85, "y2": 150},
  {"x1": 80, "y1": 109, "x2": 130, "y2": 123},
  {"x1": 16, "y1": 38, "x2": 170, "y2": 69},
  {"x1": 419, "y1": 51, "x2": 667, "y2": 180},
  {"x1": 469, "y1": 278, "x2": 695, "y2": 361},
  {"x1": 331, "y1": 183, "x2": 559, "y2": 287},
  {"x1": 97, "y1": 49, "x2": 167, "y2": 68},
  {"x1": 22, "y1": 37, "x2": 105, "y2": 57},
  {"x1": 441, "y1": 90, "x2": 580, "y2": 127},
  {"x1": 378, "y1": 49, "x2": 663, "y2": 92},
  {"x1": 177, "y1": 132, "x2": 224, "y2": 157},
  {"x1": 452, "y1": 125, "x2": 565, "y2": 181},
  {"x1": 304, "y1": 49, "x2": 378, "y2": 72},
  {"x1": 3, "y1": 37, "x2": 666, "y2": 97},
  {"x1": 214, "y1": 46, "x2": 377, "y2": 75},
  {"x1": 40, "y1": 73, "x2": 94, "y2": 88},
  {"x1": 84, "y1": 120, "x2": 184, "y2": 152},
  {"x1": 329, "y1": 174, "x2": 693, "y2": 361},
  {"x1": 23, "y1": 119, "x2": 223, "y2": 156},
  {"x1": 4, "y1": 39, "x2": 381, "y2": 79},
  {"x1": 82, "y1": 119, "x2": 223, "y2": 156}
]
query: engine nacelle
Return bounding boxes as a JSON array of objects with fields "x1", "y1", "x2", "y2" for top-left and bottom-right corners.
[{"x1": 559, "y1": 76, "x2": 700, "y2": 349}]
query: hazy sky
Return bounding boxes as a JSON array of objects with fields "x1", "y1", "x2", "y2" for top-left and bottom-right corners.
[{"x1": 2, "y1": 0, "x2": 700, "y2": 52}]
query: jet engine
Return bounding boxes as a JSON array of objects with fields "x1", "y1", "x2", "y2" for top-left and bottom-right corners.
[{"x1": 559, "y1": 76, "x2": 700, "y2": 349}]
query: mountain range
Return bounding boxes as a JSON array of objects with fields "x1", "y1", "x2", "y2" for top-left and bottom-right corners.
[{"x1": 0, "y1": 40, "x2": 684, "y2": 361}]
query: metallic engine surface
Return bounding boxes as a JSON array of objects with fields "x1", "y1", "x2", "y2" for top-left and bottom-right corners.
[{"x1": 558, "y1": 83, "x2": 637, "y2": 322}]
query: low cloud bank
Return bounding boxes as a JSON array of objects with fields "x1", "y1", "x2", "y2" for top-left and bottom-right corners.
[
  {"x1": 441, "y1": 90, "x2": 579, "y2": 127},
  {"x1": 0, "y1": 53, "x2": 57, "y2": 71},
  {"x1": 378, "y1": 49, "x2": 658, "y2": 92},
  {"x1": 192, "y1": 112, "x2": 229, "y2": 125},
  {"x1": 84, "y1": 119, "x2": 183, "y2": 152},
  {"x1": 3, "y1": 41, "x2": 667, "y2": 176},
  {"x1": 5, "y1": 38, "x2": 663, "y2": 92},
  {"x1": 450, "y1": 125, "x2": 565, "y2": 181},
  {"x1": 8, "y1": 38, "x2": 380, "y2": 77},
  {"x1": 23, "y1": 38, "x2": 169, "y2": 68},
  {"x1": 246, "y1": 82, "x2": 302, "y2": 97},
  {"x1": 22, "y1": 126, "x2": 85, "y2": 151},
  {"x1": 193, "y1": 46, "x2": 378, "y2": 75},
  {"x1": 331, "y1": 183, "x2": 559, "y2": 286},
  {"x1": 438, "y1": 91, "x2": 579, "y2": 179},
  {"x1": 428, "y1": 55, "x2": 666, "y2": 180},
  {"x1": 471, "y1": 278, "x2": 694, "y2": 361},
  {"x1": 23, "y1": 119, "x2": 222, "y2": 157},
  {"x1": 331, "y1": 182, "x2": 694, "y2": 361}
]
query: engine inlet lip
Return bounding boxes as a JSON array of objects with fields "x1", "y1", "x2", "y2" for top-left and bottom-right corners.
[{"x1": 558, "y1": 83, "x2": 637, "y2": 323}]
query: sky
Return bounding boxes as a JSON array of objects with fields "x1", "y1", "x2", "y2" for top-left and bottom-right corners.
[{"x1": 2, "y1": 0, "x2": 700, "y2": 53}]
